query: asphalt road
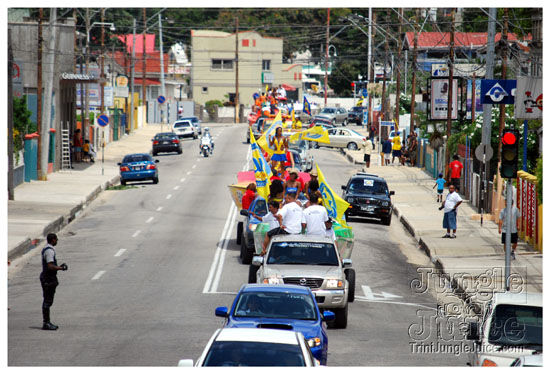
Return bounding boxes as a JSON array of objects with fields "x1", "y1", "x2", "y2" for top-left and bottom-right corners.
[{"x1": 8, "y1": 123, "x2": 469, "y2": 366}]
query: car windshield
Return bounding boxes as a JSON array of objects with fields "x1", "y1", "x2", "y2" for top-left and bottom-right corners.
[
  {"x1": 122, "y1": 154, "x2": 151, "y2": 163},
  {"x1": 289, "y1": 140, "x2": 307, "y2": 151},
  {"x1": 348, "y1": 179, "x2": 388, "y2": 195},
  {"x1": 488, "y1": 304, "x2": 542, "y2": 348},
  {"x1": 253, "y1": 199, "x2": 268, "y2": 216},
  {"x1": 267, "y1": 242, "x2": 339, "y2": 266},
  {"x1": 203, "y1": 341, "x2": 305, "y2": 367},
  {"x1": 174, "y1": 122, "x2": 191, "y2": 128},
  {"x1": 154, "y1": 134, "x2": 176, "y2": 140},
  {"x1": 233, "y1": 292, "x2": 317, "y2": 320},
  {"x1": 321, "y1": 108, "x2": 335, "y2": 114}
]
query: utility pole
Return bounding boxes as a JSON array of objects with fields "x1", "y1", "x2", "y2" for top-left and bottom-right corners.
[
  {"x1": 368, "y1": 10, "x2": 376, "y2": 131},
  {"x1": 324, "y1": 8, "x2": 330, "y2": 107},
  {"x1": 159, "y1": 13, "x2": 166, "y2": 127},
  {"x1": 381, "y1": 9, "x2": 390, "y2": 121},
  {"x1": 130, "y1": 18, "x2": 136, "y2": 133},
  {"x1": 235, "y1": 16, "x2": 239, "y2": 124},
  {"x1": 37, "y1": 8, "x2": 43, "y2": 178},
  {"x1": 394, "y1": 8, "x2": 403, "y2": 128},
  {"x1": 84, "y1": 8, "x2": 90, "y2": 142},
  {"x1": 410, "y1": 9, "x2": 419, "y2": 135},
  {"x1": 8, "y1": 28, "x2": 14, "y2": 200},
  {"x1": 142, "y1": 8, "x2": 147, "y2": 111},
  {"x1": 39, "y1": 8, "x2": 57, "y2": 180},
  {"x1": 444, "y1": 8, "x2": 455, "y2": 183},
  {"x1": 368, "y1": 7, "x2": 372, "y2": 92},
  {"x1": 100, "y1": 8, "x2": 105, "y2": 116}
]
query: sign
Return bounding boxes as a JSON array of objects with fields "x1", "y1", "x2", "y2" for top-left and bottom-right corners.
[
  {"x1": 432, "y1": 63, "x2": 486, "y2": 78},
  {"x1": 12, "y1": 61, "x2": 23, "y2": 98},
  {"x1": 114, "y1": 86, "x2": 129, "y2": 98},
  {"x1": 97, "y1": 114, "x2": 109, "y2": 127},
  {"x1": 157, "y1": 95, "x2": 166, "y2": 104},
  {"x1": 475, "y1": 144, "x2": 494, "y2": 162},
  {"x1": 262, "y1": 71, "x2": 274, "y2": 84},
  {"x1": 380, "y1": 121, "x2": 394, "y2": 127},
  {"x1": 466, "y1": 79, "x2": 483, "y2": 119},
  {"x1": 515, "y1": 77, "x2": 542, "y2": 120},
  {"x1": 430, "y1": 79, "x2": 458, "y2": 120},
  {"x1": 481, "y1": 79, "x2": 516, "y2": 104},
  {"x1": 61, "y1": 72, "x2": 95, "y2": 81},
  {"x1": 361, "y1": 88, "x2": 368, "y2": 97},
  {"x1": 431, "y1": 63, "x2": 449, "y2": 77},
  {"x1": 362, "y1": 109, "x2": 368, "y2": 126}
]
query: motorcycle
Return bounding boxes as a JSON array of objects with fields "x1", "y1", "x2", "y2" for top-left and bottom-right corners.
[{"x1": 201, "y1": 143, "x2": 210, "y2": 157}]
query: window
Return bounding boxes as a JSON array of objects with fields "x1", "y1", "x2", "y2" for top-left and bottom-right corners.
[
  {"x1": 242, "y1": 39, "x2": 249, "y2": 47},
  {"x1": 262, "y1": 59, "x2": 271, "y2": 71},
  {"x1": 211, "y1": 59, "x2": 233, "y2": 70},
  {"x1": 202, "y1": 87, "x2": 208, "y2": 94}
]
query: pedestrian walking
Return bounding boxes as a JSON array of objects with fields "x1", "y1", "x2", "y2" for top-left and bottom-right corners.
[
  {"x1": 39, "y1": 233, "x2": 68, "y2": 330},
  {"x1": 449, "y1": 154, "x2": 464, "y2": 192},
  {"x1": 382, "y1": 137, "x2": 392, "y2": 166},
  {"x1": 433, "y1": 173, "x2": 446, "y2": 203},
  {"x1": 498, "y1": 197, "x2": 521, "y2": 260},
  {"x1": 439, "y1": 185, "x2": 463, "y2": 238},
  {"x1": 392, "y1": 133, "x2": 402, "y2": 165},
  {"x1": 363, "y1": 139, "x2": 373, "y2": 168}
]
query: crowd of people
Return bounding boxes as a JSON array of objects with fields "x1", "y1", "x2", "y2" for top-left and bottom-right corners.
[{"x1": 378, "y1": 132, "x2": 419, "y2": 167}]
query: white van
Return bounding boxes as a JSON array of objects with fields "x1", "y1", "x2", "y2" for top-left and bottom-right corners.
[{"x1": 467, "y1": 292, "x2": 542, "y2": 366}]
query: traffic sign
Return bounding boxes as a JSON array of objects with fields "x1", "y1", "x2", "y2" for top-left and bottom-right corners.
[
  {"x1": 361, "y1": 88, "x2": 368, "y2": 98},
  {"x1": 157, "y1": 95, "x2": 166, "y2": 104},
  {"x1": 98, "y1": 114, "x2": 109, "y2": 127},
  {"x1": 475, "y1": 144, "x2": 494, "y2": 162},
  {"x1": 481, "y1": 79, "x2": 516, "y2": 104}
]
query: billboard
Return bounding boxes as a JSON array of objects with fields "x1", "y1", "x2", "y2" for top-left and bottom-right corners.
[
  {"x1": 430, "y1": 79, "x2": 458, "y2": 120},
  {"x1": 515, "y1": 77, "x2": 542, "y2": 120},
  {"x1": 466, "y1": 79, "x2": 483, "y2": 120}
]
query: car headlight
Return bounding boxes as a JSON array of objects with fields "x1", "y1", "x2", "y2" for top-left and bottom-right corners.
[
  {"x1": 347, "y1": 197, "x2": 355, "y2": 203},
  {"x1": 326, "y1": 279, "x2": 343, "y2": 288},
  {"x1": 381, "y1": 201, "x2": 390, "y2": 207},
  {"x1": 263, "y1": 277, "x2": 284, "y2": 285},
  {"x1": 248, "y1": 223, "x2": 258, "y2": 231},
  {"x1": 307, "y1": 337, "x2": 321, "y2": 347}
]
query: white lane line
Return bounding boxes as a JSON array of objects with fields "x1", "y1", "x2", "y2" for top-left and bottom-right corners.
[
  {"x1": 174, "y1": 186, "x2": 180, "y2": 190},
  {"x1": 157, "y1": 206, "x2": 163, "y2": 212},
  {"x1": 192, "y1": 164, "x2": 197, "y2": 169},
  {"x1": 92, "y1": 271, "x2": 106, "y2": 280},
  {"x1": 166, "y1": 194, "x2": 172, "y2": 200},
  {"x1": 187, "y1": 171, "x2": 191, "y2": 175},
  {"x1": 180, "y1": 178, "x2": 186, "y2": 182},
  {"x1": 132, "y1": 230, "x2": 141, "y2": 238},
  {"x1": 203, "y1": 202, "x2": 236, "y2": 294},
  {"x1": 211, "y1": 205, "x2": 238, "y2": 293},
  {"x1": 197, "y1": 158, "x2": 201, "y2": 162},
  {"x1": 354, "y1": 297, "x2": 438, "y2": 310},
  {"x1": 362, "y1": 285, "x2": 375, "y2": 300},
  {"x1": 114, "y1": 248, "x2": 127, "y2": 257},
  {"x1": 146, "y1": 216, "x2": 154, "y2": 223}
]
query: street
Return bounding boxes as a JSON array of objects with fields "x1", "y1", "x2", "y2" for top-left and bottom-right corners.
[{"x1": 9, "y1": 123, "x2": 469, "y2": 366}]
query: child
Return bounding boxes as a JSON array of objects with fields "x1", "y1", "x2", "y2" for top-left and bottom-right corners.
[
  {"x1": 83, "y1": 139, "x2": 96, "y2": 163},
  {"x1": 433, "y1": 173, "x2": 446, "y2": 203}
]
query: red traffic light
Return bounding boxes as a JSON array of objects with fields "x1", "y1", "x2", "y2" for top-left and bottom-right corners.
[
  {"x1": 351, "y1": 82, "x2": 355, "y2": 88},
  {"x1": 502, "y1": 132, "x2": 517, "y2": 145}
]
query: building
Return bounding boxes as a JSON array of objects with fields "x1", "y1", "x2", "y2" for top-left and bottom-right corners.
[{"x1": 191, "y1": 30, "x2": 303, "y2": 106}]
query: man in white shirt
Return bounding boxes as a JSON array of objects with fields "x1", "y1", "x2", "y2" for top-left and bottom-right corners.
[
  {"x1": 302, "y1": 192, "x2": 330, "y2": 236},
  {"x1": 498, "y1": 197, "x2": 521, "y2": 259},
  {"x1": 439, "y1": 184, "x2": 462, "y2": 238},
  {"x1": 262, "y1": 193, "x2": 303, "y2": 254}
]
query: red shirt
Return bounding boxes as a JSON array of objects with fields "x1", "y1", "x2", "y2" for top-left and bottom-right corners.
[
  {"x1": 242, "y1": 189, "x2": 256, "y2": 210},
  {"x1": 450, "y1": 160, "x2": 464, "y2": 179},
  {"x1": 284, "y1": 151, "x2": 294, "y2": 168}
]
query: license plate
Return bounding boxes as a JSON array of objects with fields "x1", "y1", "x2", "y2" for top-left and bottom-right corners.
[
  {"x1": 162, "y1": 141, "x2": 169, "y2": 144},
  {"x1": 361, "y1": 206, "x2": 375, "y2": 212}
]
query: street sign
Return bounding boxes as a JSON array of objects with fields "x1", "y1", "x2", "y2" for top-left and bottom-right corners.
[
  {"x1": 475, "y1": 144, "x2": 494, "y2": 162},
  {"x1": 157, "y1": 95, "x2": 166, "y2": 104},
  {"x1": 361, "y1": 88, "x2": 368, "y2": 97},
  {"x1": 380, "y1": 121, "x2": 394, "y2": 127},
  {"x1": 481, "y1": 79, "x2": 516, "y2": 104},
  {"x1": 98, "y1": 114, "x2": 109, "y2": 127},
  {"x1": 362, "y1": 109, "x2": 368, "y2": 126}
]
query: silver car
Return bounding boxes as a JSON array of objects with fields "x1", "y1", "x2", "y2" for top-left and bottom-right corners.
[
  {"x1": 253, "y1": 235, "x2": 352, "y2": 329},
  {"x1": 324, "y1": 128, "x2": 366, "y2": 150},
  {"x1": 314, "y1": 107, "x2": 348, "y2": 126},
  {"x1": 172, "y1": 119, "x2": 197, "y2": 139}
]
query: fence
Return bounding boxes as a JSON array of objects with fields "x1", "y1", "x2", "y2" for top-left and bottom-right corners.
[{"x1": 517, "y1": 171, "x2": 542, "y2": 251}]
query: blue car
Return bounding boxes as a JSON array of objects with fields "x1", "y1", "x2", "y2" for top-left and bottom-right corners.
[
  {"x1": 118, "y1": 153, "x2": 159, "y2": 185},
  {"x1": 215, "y1": 284, "x2": 335, "y2": 365}
]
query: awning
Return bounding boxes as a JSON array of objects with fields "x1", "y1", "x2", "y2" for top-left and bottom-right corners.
[{"x1": 282, "y1": 83, "x2": 297, "y2": 91}]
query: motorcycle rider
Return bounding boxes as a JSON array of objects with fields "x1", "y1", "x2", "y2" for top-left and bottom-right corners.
[{"x1": 199, "y1": 127, "x2": 214, "y2": 155}]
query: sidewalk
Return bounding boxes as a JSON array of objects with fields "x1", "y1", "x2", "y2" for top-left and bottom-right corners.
[
  {"x1": 7, "y1": 123, "x2": 170, "y2": 261},
  {"x1": 340, "y1": 126, "x2": 542, "y2": 304}
]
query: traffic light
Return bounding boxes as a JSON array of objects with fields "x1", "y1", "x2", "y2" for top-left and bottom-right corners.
[{"x1": 500, "y1": 129, "x2": 519, "y2": 178}]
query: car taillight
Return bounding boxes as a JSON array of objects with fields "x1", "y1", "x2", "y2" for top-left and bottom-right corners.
[
  {"x1": 120, "y1": 166, "x2": 130, "y2": 172},
  {"x1": 172, "y1": 139, "x2": 179, "y2": 144},
  {"x1": 153, "y1": 140, "x2": 159, "y2": 145},
  {"x1": 146, "y1": 164, "x2": 156, "y2": 170}
]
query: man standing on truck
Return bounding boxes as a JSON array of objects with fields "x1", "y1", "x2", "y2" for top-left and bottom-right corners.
[{"x1": 261, "y1": 192, "x2": 303, "y2": 254}]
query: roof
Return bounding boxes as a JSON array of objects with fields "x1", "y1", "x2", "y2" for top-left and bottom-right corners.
[
  {"x1": 117, "y1": 34, "x2": 156, "y2": 54},
  {"x1": 492, "y1": 292, "x2": 542, "y2": 307},
  {"x1": 191, "y1": 29, "x2": 281, "y2": 40},
  {"x1": 404, "y1": 32, "x2": 529, "y2": 50},
  {"x1": 110, "y1": 51, "x2": 169, "y2": 76},
  {"x1": 215, "y1": 328, "x2": 300, "y2": 345},
  {"x1": 271, "y1": 234, "x2": 334, "y2": 244},
  {"x1": 350, "y1": 173, "x2": 386, "y2": 182},
  {"x1": 240, "y1": 283, "x2": 310, "y2": 295}
]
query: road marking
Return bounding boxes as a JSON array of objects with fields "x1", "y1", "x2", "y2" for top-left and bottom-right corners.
[
  {"x1": 362, "y1": 285, "x2": 403, "y2": 301},
  {"x1": 354, "y1": 296, "x2": 438, "y2": 310},
  {"x1": 180, "y1": 178, "x2": 186, "y2": 183},
  {"x1": 92, "y1": 271, "x2": 106, "y2": 280},
  {"x1": 157, "y1": 206, "x2": 163, "y2": 212},
  {"x1": 362, "y1": 285, "x2": 374, "y2": 300},
  {"x1": 114, "y1": 248, "x2": 127, "y2": 257},
  {"x1": 146, "y1": 216, "x2": 154, "y2": 223},
  {"x1": 166, "y1": 194, "x2": 172, "y2": 200},
  {"x1": 132, "y1": 230, "x2": 141, "y2": 238},
  {"x1": 197, "y1": 158, "x2": 201, "y2": 162},
  {"x1": 174, "y1": 186, "x2": 180, "y2": 190},
  {"x1": 187, "y1": 171, "x2": 191, "y2": 175},
  {"x1": 192, "y1": 164, "x2": 197, "y2": 169},
  {"x1": 211, "y1": 205, "x2": 238, "y2": 293}
]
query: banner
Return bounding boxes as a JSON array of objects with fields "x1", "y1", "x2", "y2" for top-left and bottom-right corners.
[
  {"x1": 250, "y1": 128, "x2": 273, "y2": 200},
  {"x1": 316, "y1": 164, "x2": 350, "y2": 228},
  {"x1": 515, "y1": 77, "x2": 542, "y2": 120},
  {"x1": 466, "y1": 79, "x2": 483, "y2": 119},
  {"x1": 430, "y1": 79, "x2": 458, "y2": 120},
  {"x1": 257, "y1": 111, "x2": 283, "y2": 157},
  {"x1": 303, "y1": 96, "x2": 312, "y2": 116},
  {"x1": 289, "y1": 126, "x2": 330, "y2": 144}
]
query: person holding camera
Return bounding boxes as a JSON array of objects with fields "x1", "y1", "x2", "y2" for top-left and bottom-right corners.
[
  {"x1": 439, "y1": 184, "x2": 462, "y2": 238},
  {"x1": 39, "y1": 233, "x2": 68, "y2": 330}
]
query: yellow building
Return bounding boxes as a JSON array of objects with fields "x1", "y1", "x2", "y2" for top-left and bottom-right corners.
[{"x1": 191, "y1": 30, "x2": 302, "y2": 106}]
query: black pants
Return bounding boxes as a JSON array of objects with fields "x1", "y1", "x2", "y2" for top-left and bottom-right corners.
[
  {"x1": 451, "y1": 178, "x2": 460, "y2": 191},
  {"x1": 41, "y1": 279, "x2": 58, "y2": 310}
]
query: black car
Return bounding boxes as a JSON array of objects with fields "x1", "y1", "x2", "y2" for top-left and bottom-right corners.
[
  {"x1": 152, "y1": 132, "x2": 182, "y2": 156},
  {"x1": 341, "y1": 173, "x2": 395, "y2": 225},
  {"x1": 348, "y1": 106, "x2": 366, "y2": 125}
]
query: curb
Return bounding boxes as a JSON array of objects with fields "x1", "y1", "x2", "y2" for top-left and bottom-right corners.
[{"x1": 8, "y1": 237, "x2": 32, "y2": 261}]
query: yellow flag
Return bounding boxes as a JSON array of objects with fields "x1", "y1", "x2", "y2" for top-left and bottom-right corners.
[
  {"x1": 289, "y1": 126, "x2": 330, "y2": 144},
  {"x1": 250, "y1": 128, "x2": 272, "y2": 200},
  {"x1": 257, "y1": 111, "x2": 283, "y2": 157},
  {"x1": 316, "y1": 164, "x2": 350, "y2": 228},
  {"x1": 265, "y1": 84, "x2": 269, "y2": 93}
]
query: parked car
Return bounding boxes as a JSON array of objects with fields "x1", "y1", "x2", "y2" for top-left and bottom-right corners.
[
  {"x1": 308, "y1": 117, "x2": 335, "y2": 129},
  {"x1": 341, "y1": 172, "x2": 394, "y2": 225},
  {"x1": 348, "y1": 106, "x2": 366, "y2": 125},
  {"x1": 118, "y1": 153, "x2": 159, "y2": 185},
  {"x1": 237, "y1": 196, "x2": 268, "y2": 265},
  {"x1": 177, "y1": 328, "x2": 318, "y2": 367},
  {"x1": 323, "y1": 128, "x2": 367, "y2": 150},
  {"x1": 467, "y1": 292, "x2": 542, "y2": 367},
  {"x1": 172, "y1": 119, "x2": 197, "y2": 139},
  {"x1": 214, "y1": 284, "x2": 334, "y2": 365},
  {"x1": 314, "y1": 107, "x2": 348, "y2": 126},
  {"x1": 252, "y1": 235, "x2": 353, "y2": 329},
  {"x1": 289, "y1": 138, "x2": 313, "y2": 172},
  {"x1": 178, "y1": 116, "x2": 202, "y2": 135},
  {"x1": 151, "y1": 132, "x2": 182, "y2": 156}
]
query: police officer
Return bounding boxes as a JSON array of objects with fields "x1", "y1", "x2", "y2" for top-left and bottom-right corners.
[{"x1": 39, "y1": 233, "x2": 68, "y2": 330}]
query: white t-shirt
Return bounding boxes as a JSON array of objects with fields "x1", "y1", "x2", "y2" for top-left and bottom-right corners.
[
  {"x1": 302, "y1": 205, "x2": 329, "y2": 236},
  {"x1": 262, "y1": 212, "x2": 280, "y2": 230},
  {"x1": 499, "y1": 206, "x2": 520, "y2": 233},
  {"x1": 278, "y1": 202, "x2": 304, "y2": 234},
  {"x1": 444, "y1": 192, "x2": 463, "y2": 213}
]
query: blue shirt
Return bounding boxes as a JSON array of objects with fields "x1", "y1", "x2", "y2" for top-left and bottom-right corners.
[
  {"x1": 436, "y1": 178, "x2": 446, "y2": 190},
  {"x1": 382, "y1": 140, "x2": 392, "y2": 154}
]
